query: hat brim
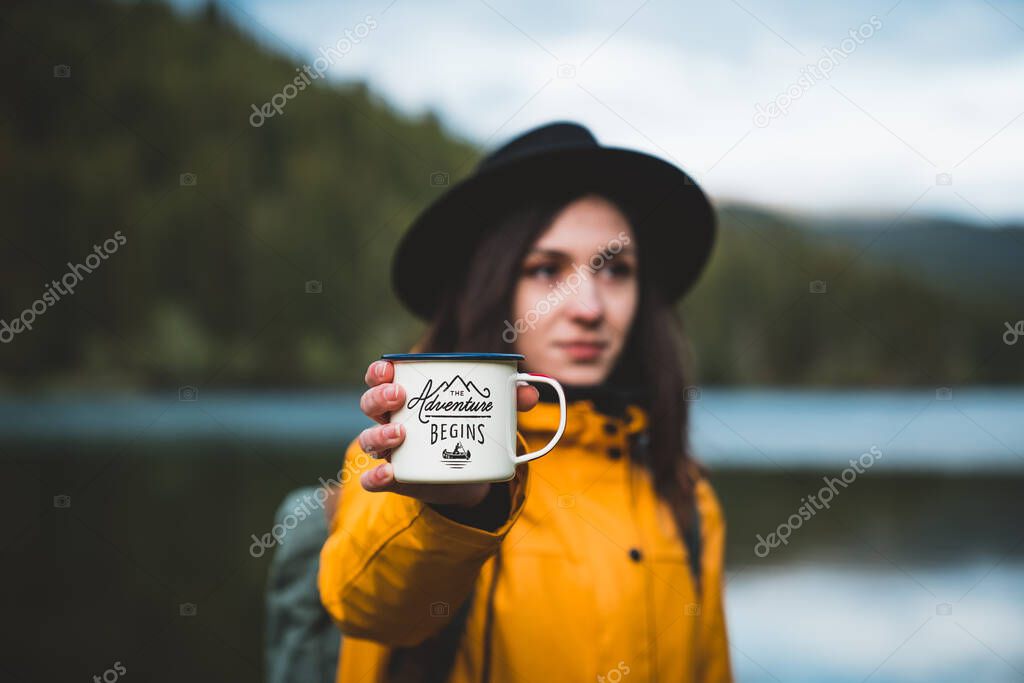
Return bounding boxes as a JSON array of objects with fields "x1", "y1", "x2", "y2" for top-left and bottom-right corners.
[{"x1": 392, "y1": 146, "x2": 716, "y2": 320}]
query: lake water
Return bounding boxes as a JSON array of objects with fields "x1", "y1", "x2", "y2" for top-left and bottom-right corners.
[
  {"x1": 728, "y1": 561, "x2": 1024, "y2": 682},
  {"x1": 5, "y1": 387, "x2": 1022, "y2": 680},
  {"x1": 3, "y1": 387, "x2": 1022, "y2": 471}
]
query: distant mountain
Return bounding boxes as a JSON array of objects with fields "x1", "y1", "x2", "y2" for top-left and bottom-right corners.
[
  {"x1": 1, "y1": 0, "x2": 1020, "y2": 389},
  {"x1": 685, "y1": 205, "x2": 1022, "y2": 385},
  {"x1": 788, "y1": 213, "x2": 1024, "y2": 302}
]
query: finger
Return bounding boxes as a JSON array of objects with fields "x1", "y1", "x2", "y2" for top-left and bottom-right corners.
[
  {"x1": 360, "y1": 463, "x2": 431, "y2": 496},
  {"x1": 359, "y1": 382, "x2": 406, "y2": 424},
  {"x1": 357, "y1": 423, "x2": 405, "y2": 456},
  {"x1": 358, "y1": 464, "x2": 455, "y2": 499},
  {"x1": 360, "y1": 463, "x2": 492, "y2": 506},
  {"x1": 516, "y1": 384, "x2": 540, "y2": 412},
  {"x1": 363, "y1": 360, "x2": 394, "y2": 388},
  {"x1": 361, "y1": 461, "x2": 396, "y2": 492}
]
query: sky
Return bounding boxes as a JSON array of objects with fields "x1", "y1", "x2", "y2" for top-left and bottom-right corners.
[{"x1": 177, "y1": 0, "x2": 1024, "y2": 223}]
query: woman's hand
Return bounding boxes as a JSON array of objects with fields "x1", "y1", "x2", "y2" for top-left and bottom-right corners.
[{"x1": 356, "y1": 359, "x2": 540, "y2": 507}]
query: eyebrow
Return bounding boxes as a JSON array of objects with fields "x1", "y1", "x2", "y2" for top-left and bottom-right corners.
[{"x1": 526, "y1": 246, "x2": 636, "y2": 258}]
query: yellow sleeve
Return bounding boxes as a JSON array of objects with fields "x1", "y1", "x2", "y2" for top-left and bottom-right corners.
[
  {"x1": 695, "y1": 478, "x2": 734, "y2": 683},
  {"x1": 318, "y1": 436, "x2": 530, "y2": 647}
]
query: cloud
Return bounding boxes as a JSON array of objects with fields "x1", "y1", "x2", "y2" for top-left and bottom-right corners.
[{"x1": 226, "y1": 0, "x2": 1024, "y2": 221}]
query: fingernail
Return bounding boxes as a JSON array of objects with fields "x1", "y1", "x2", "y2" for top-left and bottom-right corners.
[
  {"x1": 375, "y1": 361, "x2": 386, "y2": 379},
  {"x1": 384, "y1": 424, "x2": 399, "y2": 439},
  {"x1": 386, "y1": 385, "x2": 398, "y2": 400},
  {"x1": 376, "y1": 463, "x2": 389, "y2": 481}
]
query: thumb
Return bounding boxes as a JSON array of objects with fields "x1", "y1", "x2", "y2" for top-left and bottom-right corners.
[{"x1": 516, "y1": 383, "x2": 540, "y2": 412}]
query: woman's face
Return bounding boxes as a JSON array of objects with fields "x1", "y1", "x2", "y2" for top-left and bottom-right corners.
[{"x1": 511, "y1": 194, "x2": 639, "y2": 385}]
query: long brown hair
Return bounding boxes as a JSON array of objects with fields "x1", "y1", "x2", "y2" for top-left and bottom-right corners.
[
  {"x1": 388, "y1": 189, "x2": 699, "y2": 682},
  {"x1": 419, "y1": 189, "x2": 698, "y2": 530}
]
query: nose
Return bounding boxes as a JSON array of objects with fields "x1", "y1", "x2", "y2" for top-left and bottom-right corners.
[{"x1": 565, "y1": 275, "x2": 604, "y2": 326}]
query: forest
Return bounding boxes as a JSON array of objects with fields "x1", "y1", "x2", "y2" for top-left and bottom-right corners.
[{"x1": 2, "y1": 0, "x2": 1021, "y2": 390}]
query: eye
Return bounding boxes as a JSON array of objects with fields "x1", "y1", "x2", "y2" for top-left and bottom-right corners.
[
  {"x1": 524, "y1": 262, "x2": 560, "y2": 279},
  {"x1": 601, "y1": 261, "x2": 635, "y2": 279}
]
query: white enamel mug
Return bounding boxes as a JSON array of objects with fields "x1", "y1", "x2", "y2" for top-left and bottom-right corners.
[{"x1": 381, "y1": 353, "x2": 567, "y2": 483}]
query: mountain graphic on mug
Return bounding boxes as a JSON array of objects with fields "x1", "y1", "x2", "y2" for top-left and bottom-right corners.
[
  {"x1": 406, "y1": 374, "x2": 494, "y2": 424},
  {"x1": 436, "y1": 375, "x2": 491, "y2": 398}
]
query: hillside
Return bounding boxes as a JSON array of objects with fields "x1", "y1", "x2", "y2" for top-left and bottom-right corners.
[
  {"x1": 798, "y1": 214, "x2": 1024, "y2": 301},
  {"x1": 1, "y1": 0, "x2": 1020, "y2": 389}
]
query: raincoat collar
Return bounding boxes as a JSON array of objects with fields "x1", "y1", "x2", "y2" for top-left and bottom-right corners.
[{"x1": 522, "y1": 382, "x2": 649, "y2": 445}]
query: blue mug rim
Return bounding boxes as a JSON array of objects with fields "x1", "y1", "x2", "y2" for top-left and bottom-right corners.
[{"x1": 380, "y1": 352, "x2": 524, "y2": 362}]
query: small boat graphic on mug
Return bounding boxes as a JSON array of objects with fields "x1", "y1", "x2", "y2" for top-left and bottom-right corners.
[{"x1": 441, "y1": 442, "x2": 471, "y2": 468}]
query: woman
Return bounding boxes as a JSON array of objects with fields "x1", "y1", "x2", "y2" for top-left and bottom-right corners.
[{"x1": 319, "y1": 122, "x2": 732, "y2": 682}]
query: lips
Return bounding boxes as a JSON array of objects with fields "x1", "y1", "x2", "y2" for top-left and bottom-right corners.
[{"x1": 556, "y1": 340, "x2": 607, "y2": 361}]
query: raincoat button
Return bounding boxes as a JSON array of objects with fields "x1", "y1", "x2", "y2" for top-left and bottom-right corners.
[
  {"x1": 603, "y1": 422, "x2": 617, "y2": 435},
  {"x1": 629, "y1": 548, "x2": 643, "y2": 562},
  {"x1": 607, "y1": 447, "x2": 622, "y2": 460}
]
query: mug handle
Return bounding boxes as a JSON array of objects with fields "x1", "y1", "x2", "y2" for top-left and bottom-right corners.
[{"x1": 512, "y1": 373, "x2": 567, "y2": 464}]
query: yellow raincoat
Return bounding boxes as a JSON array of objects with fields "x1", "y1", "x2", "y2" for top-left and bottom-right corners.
[{"x1": 319, "y1": 397, "x2": 733, "y2": 682}]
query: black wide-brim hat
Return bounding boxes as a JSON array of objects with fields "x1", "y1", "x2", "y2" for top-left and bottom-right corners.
[{"x1": 392, "y1": 121, "x2": 715, "y2": 320}]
